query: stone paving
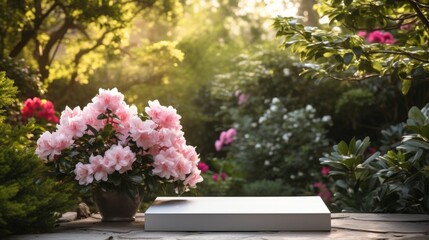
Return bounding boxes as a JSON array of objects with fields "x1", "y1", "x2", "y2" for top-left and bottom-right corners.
[{"x1": 7, "y1": 213, "x2": 429, "y2": 239}]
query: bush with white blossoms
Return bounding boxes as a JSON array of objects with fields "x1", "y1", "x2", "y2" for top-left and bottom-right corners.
[{"x1": 35, "y1": 88, "x2": 203, "y2": 195}]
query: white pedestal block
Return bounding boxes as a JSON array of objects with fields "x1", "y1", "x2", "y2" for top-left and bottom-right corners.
[{"x1": 144, "y1": 196, "x2": 331, "y2": 231}]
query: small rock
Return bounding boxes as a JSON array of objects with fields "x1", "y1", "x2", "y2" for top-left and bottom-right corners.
[
  {"x1": 57, "y1": 212, "x2": 77, "y2": 223},
  {"x1": 77, "y1": 202, "x2": 91, "y2": 219}
]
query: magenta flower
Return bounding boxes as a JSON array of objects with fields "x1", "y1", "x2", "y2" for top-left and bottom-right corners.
[
  {"x1": 197, "y1": 162, "x2": 209, "y2": 173},
  {"x1": 313, "y1": 182, "x2": 331, "y2": 203},
  {"x1": 321, "y1": 166, "x2": 331, "y2": 177},
  {"x1": 212, "y1": 172, "x2": 228, "y2": 182},
  {"x1": 367, "y1": 31, "x2": 395, "y2": 44}
]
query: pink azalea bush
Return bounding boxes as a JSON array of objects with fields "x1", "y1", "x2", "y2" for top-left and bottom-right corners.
[{"x1": 35, "y1": 88, "x2": 203, "y2": 194}]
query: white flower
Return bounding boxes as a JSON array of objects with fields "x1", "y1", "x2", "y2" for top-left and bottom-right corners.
[
  {"x1": 270, "y1": 105, "x2": 278, "y2": 112},
  {"x1": 283, "y1": 68, "x2": 290, "y2": 76},
  {"x1": 272, "y1": 97, "x2": 280, "y2": 104},
  {"x1": 322, "y1": 115, "x2": 331, "y2": 122},
  {"x1": 264, "y1": 160, "x2": 270, "y2": 166},
  {"x1": 255, "y1": 143, "x2": 261, "y2": 149},
  {"x1": 282, "y1": 132, "x2": 292, "y2": 143},
  {"x1": 305, "y1": 104, "x2": 314, "y2": 112}
]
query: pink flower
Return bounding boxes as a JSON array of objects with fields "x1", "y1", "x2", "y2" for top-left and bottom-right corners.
[
  {"x1": 90, "y1": 155, "x2": 114, "y2": 181},
  {"x1": 215, "y1": 140, "x2": 223, "y2": 151},
  {"x1": 357, "y1": 31, "x2": 367, "y2": 38},
  {"x1": 400, "y1": 24, "x2": 412, "y2": 30},
  {"x1": 114, "y1": 104, "x2": 138, "y2": 143},
  {"x1": 197, "y1": 162, "x2": 209, "y2": 173},
  {"x1": 367, "y1": 31, "x2": 395, "y2": 44},
  {"x1": 174, "y1": 157, "x2": 193, "y2": 181},
  {"x1": 184, "y1": 168, "x2": 203, "y2": 188},
  {"x1": 81, "y1": 103, "x2": 105, "y2": 131},
  {"x1": 145, "y1": 100, "x2": 182, "y2": 130},
  {"x1": 157, "y1": 128, "x2": 183, "y2": 148},
  {"x1": 74, "y1": 162, "x2": 94, "y2": 185},
  {"x1": 382, "y1": 32, "x2": 395, "y2": 44},
  {"x1": 321, "y1": 166, "x2": 331, "y2": 176},
  {"x1": 152, "y1": 148, "x2": 178, "y2": 179},
  {"x1": 130, "y1": 117, "x2": 159, "y2": 149},
  {"x1": 215, "y1": 128, "x2": 237, "y2": 151},
  {"x1": 180, "y1": 145, "x2": 199, "y2": 164},
  {"x1": 91, "y1": 88, "x2": 125, "y2": 113},
  {"x1": 224, "y1": 128, "x2": 237, "y2": 144},
  {"x1": 104, "y1": 145, "x2": 136, "y2": 174},
  {"x1": 35, "y1": 131, "x2": 74, "y2": 161},
  {"x1": 238, "y1": 93, "x2": 250, "y2": 105},
  {"x1": 313, "y1": 182, "x2": 331, "y2": 203},
  {"x1": 35, "y1": 88, "x2": 204, "y2": 192},
  {"x1": 212, "y1": 172, "x2": 227, "y2": 182},
  {"x1": 58, "y1": 106, "x2": 87, "y2": 138}
]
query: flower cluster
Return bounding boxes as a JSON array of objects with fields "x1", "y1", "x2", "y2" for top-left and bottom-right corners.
[
  {"x1": 215, "y1": 128, "x2": 237, "y2": 151},
  {"x1": 212, "y1": 172, "x2": 228, "y2": 182},
  {"x1": 22, "y1": 97, "x2": 59, "y2": 123},
  {"x1": 358, "y1": 30, "x2": 395, "y2": 44},
  {"x1": 35, "y1": 88, "x2": 203, "y2": 193}
]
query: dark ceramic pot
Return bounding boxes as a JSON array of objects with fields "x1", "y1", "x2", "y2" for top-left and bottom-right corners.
[{"x1": 93, "y1": 188, "x2": 141, "y2": 222}]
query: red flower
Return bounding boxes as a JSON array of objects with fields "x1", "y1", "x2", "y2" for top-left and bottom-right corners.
[{"x1": 22, "y1": 97, "x2": 59, "y2": 123}]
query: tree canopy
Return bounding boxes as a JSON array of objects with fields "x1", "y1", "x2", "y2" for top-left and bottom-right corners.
[{"x1": 274, "y1": 0, "x2": 429, "y2": 95}]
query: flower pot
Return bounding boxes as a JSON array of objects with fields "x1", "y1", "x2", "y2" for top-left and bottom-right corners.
[{"x1": 93, "y1": 188, "x2": 141, "y2": 222}]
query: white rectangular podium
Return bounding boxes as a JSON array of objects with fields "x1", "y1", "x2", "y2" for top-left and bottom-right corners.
[{"x1": 144, "y1": 196, "x2": 331, "y2": 231}]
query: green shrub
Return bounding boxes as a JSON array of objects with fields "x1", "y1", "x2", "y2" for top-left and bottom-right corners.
[
  {"x1": 0, "y1": 72, "x2": 75, "y2": 236},
  {"x1": 242, "y1": 179, "x2": 287, "y2": 196},
  {"x1": 321, "y1": 104, "x2": 429, "y2": 213}
]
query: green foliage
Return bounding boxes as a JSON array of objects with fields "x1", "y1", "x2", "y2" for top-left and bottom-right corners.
[
  {"x1": 0, "y1": 147, "x2": 75, "y2": 236},
  {"x1": 0, "y1": 72, "x2": 17, "y2": 115},
  {"x1": 242, "y1": 179, "x2": 287, "y2": 196},
  {"x1": 0, "y1": 73, "x2": 75, "y2": 236},
  {"x1": 204, "y1": 45, "x2": 334, "y2": 196},
  {"x1": 0, "y1": 58, "x2": 43, "y2": 100},
  {"x1": 320, "y1": 137, "x2": 382, "y2": 212},
  {"x1": 0, "y1": 0, "x2": 183, "y2": 104},
  {"x1": 321, "y1": 104, "x2": 429, "y2": 213},
  {"x1": 196, "y1": 157, "x2": 243, "y2": 196},
  {"x1": 274, "y1": 1, "x2": 429, "y2": 95}
]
